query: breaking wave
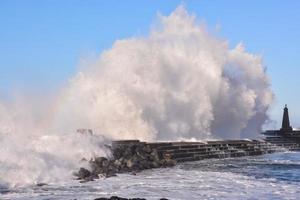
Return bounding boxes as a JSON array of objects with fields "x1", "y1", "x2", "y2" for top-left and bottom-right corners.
[
  {"x1": 53, "y1": 6, "x2": 273, "y2": 140},
  {"x1": 0, "y1": 5, "x2": 273, "y2": 186}
]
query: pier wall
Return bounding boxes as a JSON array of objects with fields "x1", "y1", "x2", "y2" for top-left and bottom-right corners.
[
  {"x1": 113, "y1": 139, "x2": 300, "y2": 163},
  {"x1": 75, "y1": 138, "x2": 300, "y2": 181}
]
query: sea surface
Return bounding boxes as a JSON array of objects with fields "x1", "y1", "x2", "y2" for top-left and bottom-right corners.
[{"x1": 1, "y1": 152, "x2": 300, "y2": 200}]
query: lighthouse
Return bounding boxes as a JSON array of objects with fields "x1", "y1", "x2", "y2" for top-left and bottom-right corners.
[
  {"x1": 280, "y1": 104, "x2": 293, "y2": 132},
  {"x1": 262, "y1": 105, "x2": 300, "y2": 137}
]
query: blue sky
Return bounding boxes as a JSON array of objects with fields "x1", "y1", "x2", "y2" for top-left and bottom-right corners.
[{"x1": 0, "y1": 1, "x2": 300, "y2": 128}]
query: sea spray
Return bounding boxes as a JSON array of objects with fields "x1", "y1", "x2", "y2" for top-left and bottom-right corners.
[
  {"x1": 53, "y1": 6, "x2": 273, "y2": 140},
  {"x1": 0, "y1": 101, "x2": 110, "y2": 186},
  {"x1": 0, "y1": 5, "x2": 273, "y2": 186}
]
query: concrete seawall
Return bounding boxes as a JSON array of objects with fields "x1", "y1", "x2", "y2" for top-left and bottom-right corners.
[{"x1": 113, "y1": 138, "x2": 300, "y2": 163}]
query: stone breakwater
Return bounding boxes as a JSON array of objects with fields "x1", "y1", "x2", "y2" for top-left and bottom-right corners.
[
  {"x1": 75, "y1": 140, "x2": 176, "y2": 181},
  {"x1": 75, "y1": 139, "x2": 300, "y2": 181}
]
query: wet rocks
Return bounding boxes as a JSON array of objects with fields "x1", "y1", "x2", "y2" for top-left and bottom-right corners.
[
  {"x1": 74, "y1": 167, "x2": 98, "y2": 182},
  {"x1": 36, "y1": 183, "x2": 48, "y2": 187},
  {"x1": 76, "y1": 167, "x2": 92, "y2": 179},
  {"x1": 94, "y1": 196, "x2": 146, "y2": 200},
  {"x1": 75, "y1": 141, "x2": 176, "y2": 181},
  {"x1": 94, "y1": 197, "x2": 169, "y2": 200}
]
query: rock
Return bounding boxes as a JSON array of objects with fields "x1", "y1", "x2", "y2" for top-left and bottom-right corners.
[
  {"x1": 94, "y1": 157, "x2": 109, "y2": 167},
  {"x1": 79, "y1": 175, "x2": 95, "y2": 183},
  {"x1": 123, "y1": 146, "x2": 134, "y2": 159},
  {"x1": 139, "y1": 160, "x2": 151, "y2": 169},
  {"x1": 94, "y1": 196, "x2": 146, "y2": 200},
  {"x1": 112, "y1": 147, "x2": 123, "y2": 159},
  {"x1": 151, "y1": 161, "x2": 160, "y2": 168},
  {"x1": 126, "y1": 159, "x2": 133, "y2": 168},
  {"x1": 143, "y1": 145, "x2": 152, "y2": 153},
  {"x1": 150, "y1": 149, "x2": 160, "y2": 162},
  {"x1": 76, "y1": 167, "x2": 92, "y2": 180},
  {"x1": 106, "y1": 163, "x2": 117, "y2": 176},
  {"x1": 90, "y1": 162, "x2": 103, "y2": 175},
  {"x1": 105, "y1": 171, "x2": 117, "y2": 178},
  {"x1": 136, "y1": 151, "x2": 146, "y2": 160},
  {"x1": 162, "y1": 158, "x2": 176, "y2": 167},
  {"x1": 36, "y1": 183, "x2": 47, "y2": 187},
  {"x1": 113, "y1": 159, "x2": 122, "y2": 169}
]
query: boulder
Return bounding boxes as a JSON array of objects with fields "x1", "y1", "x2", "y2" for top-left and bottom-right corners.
[
  {"x1": 94, "y1": 196, "x2": 147, "y2": 200},
  {"x1": 94, "y1": 196, "x2": 168, "y2": 200},
  {"x1": 126, "y1": 159, "x2": 134, "y2": 168},
  {"x1": 143, "y1": 145, "x2": 152, "y2": 153},
  {"x1": 113, "y1": 159, "x2": 122, "y2": 170},
  {"x1": 94, "y1": 157, "x2": 109, "y2": 167},
  {"x1": 161, "y1": 159, "x2": 176, "y2": 167},
  {"x1": 76, "y1": 167, "x2": 92, "y2": 180}
]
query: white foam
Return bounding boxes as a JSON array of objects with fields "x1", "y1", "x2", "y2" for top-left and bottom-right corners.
[{"x1": 2, "y1": 161, "x2": 300, "y2": 200}]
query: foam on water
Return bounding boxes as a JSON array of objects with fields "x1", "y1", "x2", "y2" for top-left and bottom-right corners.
[{"x1": 1, "y1": 152, "x2": 300, "y2": 200}]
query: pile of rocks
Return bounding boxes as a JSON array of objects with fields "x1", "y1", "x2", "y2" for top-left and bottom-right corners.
[{"x1": 75, "y1": 141, "x2": 176, "y2": 181}]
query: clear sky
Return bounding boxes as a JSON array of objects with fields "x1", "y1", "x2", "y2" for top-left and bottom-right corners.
[{"x1": 0, "y1": 0, "x2": 300, "y2": 129}]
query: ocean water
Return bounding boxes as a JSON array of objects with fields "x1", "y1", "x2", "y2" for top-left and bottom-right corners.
[{"x1": 1, "y1": 152, "x2": 300, "y2": 200}]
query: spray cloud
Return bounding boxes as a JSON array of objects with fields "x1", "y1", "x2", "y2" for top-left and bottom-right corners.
[{"x1": 53, "y1": 6, "x2": 273, "y2": 140}]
